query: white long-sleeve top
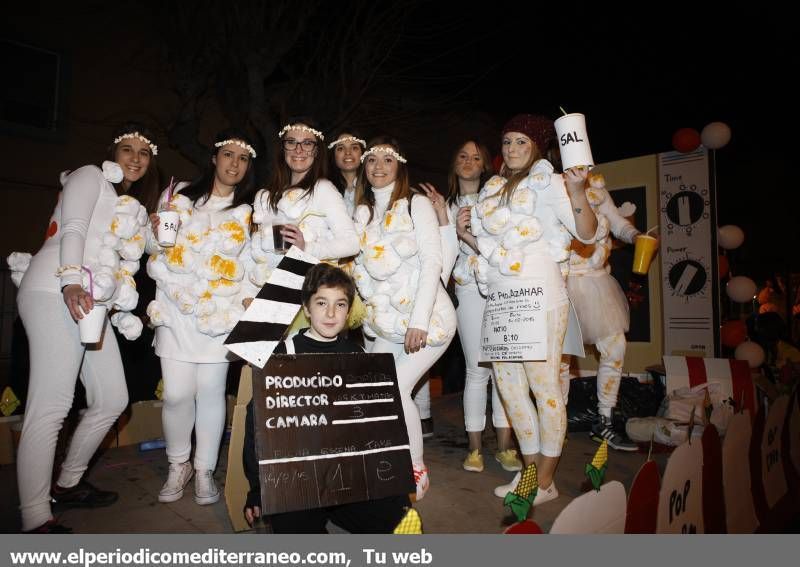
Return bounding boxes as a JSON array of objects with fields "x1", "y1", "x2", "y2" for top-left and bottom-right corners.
[
  {"x1": 449, "y1": 193, "x2": 481, "y2": 292},
  {"x1": 21, "y1": 164, "x2": 123, "y2": 294},
  {"x1": 470, "y1": 159, "x2": 596, "y2": 309},
  {"x1": 567, "y1": 175, "x2": 640, "y2": 276},
  {"x1": 148, "y1": 190, "x2": 254, "y2": 363},
  {"x1": 353, "y1": 184, "x2": 456, "y2": 345},
  {"x1": 251, "y1": 179, "x2": 360, "y2": 262}
]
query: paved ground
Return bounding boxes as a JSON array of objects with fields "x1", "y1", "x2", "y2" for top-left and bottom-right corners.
[{"x1": 0, "y1": 392, "x2": 663, "y2": 534}]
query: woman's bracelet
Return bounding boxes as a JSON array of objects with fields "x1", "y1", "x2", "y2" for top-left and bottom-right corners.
[{"x1": 55, "y1": 264, "x2": 82, "y2": 277}]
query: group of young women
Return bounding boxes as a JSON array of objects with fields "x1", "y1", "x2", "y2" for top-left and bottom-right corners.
[{"x1": 14, "y1": 111, "x2": 622, "y2": 532}]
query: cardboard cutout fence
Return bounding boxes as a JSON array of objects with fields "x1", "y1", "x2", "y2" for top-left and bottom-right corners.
[{"x1": 251, "y1": 353, "x2": 414, "y2": 515}]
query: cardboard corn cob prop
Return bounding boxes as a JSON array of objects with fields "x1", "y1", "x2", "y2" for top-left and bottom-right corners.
[
  {"x1": 0, "y1": 387, "x2": 20, "y2": 417},
  {"x1": 504, "y1": 463, "x2": 539, "y2": 522},
  {"x1": 585, "y1": 439, "x2": 608, "y2": 491},
  {"x1": 393, "y1": 508, "x2": 423, "y2": 534}
]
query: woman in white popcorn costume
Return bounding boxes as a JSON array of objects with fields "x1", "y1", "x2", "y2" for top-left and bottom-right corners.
[
  {"x1": 444, "y1": 140, "x2": 519, "y2": 474},
  {"x1": 327, "y1": 128, "x2": 367, "y2": 217},
  {"x1": 146, "y1": 128, "x2": 258, "y2": 506},
  {"x1": 560, "y1": 172, "x2": 642, "y2": 452},
  {"x1": 249, "y1": 119, "x2": 360, "y2": 291},
  {"x1": 10, "y1": 123, "x2": 160, "y2": 533},
  {"x1": 460, "y1": 115, "x2": 597, "y2": 505},
  {"x1": 352, "y1": 136, "x2": 457, "y2": 500}
]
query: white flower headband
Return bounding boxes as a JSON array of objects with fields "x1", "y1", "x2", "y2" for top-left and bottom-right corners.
[
  {"x1": 327, "y1": 135, "x2": 367, "y2": 150},
  {"x1": 360, "y1": 146, "x2": 407, "y2": 164},
  {"x1": 214, "y1": 139, "x2": 257, "y2": 158},
  {"x1": 278, "y1": 124, "x2": 325, "y2": 141},
  {"x1": 113, "y1": 132, "x2": 158, "y2": 156}
]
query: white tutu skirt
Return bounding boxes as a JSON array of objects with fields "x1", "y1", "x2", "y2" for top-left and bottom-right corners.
[{"x1": 567, "y1": 271, "x2": 629, "y2": 344}]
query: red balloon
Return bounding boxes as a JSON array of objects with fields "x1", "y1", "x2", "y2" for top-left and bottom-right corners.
[
  {"x1": 721, "y1": 319, "x2": 747, "y2": 349},
  {"x1": 672, "y1": 128, "x2": 701, "y2": 153},
  {"x1": 718, "y1": 255, "x2": 729, "y2": 279},
  {"x1": 492, "y1": 154, "x2": 504, "y2": 174}
]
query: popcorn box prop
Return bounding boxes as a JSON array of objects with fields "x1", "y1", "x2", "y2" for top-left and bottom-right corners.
[{"x1": 549, "y1": 481, "x2": 627, "y2": 534}]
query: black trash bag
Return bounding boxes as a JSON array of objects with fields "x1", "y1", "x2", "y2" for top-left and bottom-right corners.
[
  {"x1": 567, "y1": 375, "x2": 666, "y2": 432},
  {"x1": 615, "y1": 376, "x2": 665, "y2": 423},
  {"x1": 567, "y1": 376, "x2": 599, "y2": 432}
]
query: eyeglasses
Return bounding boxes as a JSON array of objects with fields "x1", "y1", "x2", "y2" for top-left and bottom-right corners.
[{"x1": 283, "y1": 139, "x2": 318, "y2": 152}]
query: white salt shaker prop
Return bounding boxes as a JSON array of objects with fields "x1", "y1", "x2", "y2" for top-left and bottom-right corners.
[
  {"x1": 554, "y1": 113, "x2": 595, "y2": 171},
  {"x1": 157, "y1": 210, "x2": 180, "y2": 247},
  {"x1": 157, "y1": 177, "x2": 180, "y2": 247}
]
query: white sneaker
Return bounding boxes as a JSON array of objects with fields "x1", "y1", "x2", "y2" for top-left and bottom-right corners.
[
  {"x1": 194, "y1": 469, "x2": 220, "y2": 505},
  {"x1": 533, "y1": 482, "x2": 559, "y2": 505},
  {"x1": 494, "y1": 472, "x2": 521, "y2": 498},
  {"x1": 158, "y1": 461, "x2": 193, "y2": 503}
]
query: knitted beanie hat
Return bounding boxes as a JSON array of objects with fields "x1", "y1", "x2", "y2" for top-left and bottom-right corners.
[{"x1": 502, "y1": 114, "x2": 555, "y2": 152}]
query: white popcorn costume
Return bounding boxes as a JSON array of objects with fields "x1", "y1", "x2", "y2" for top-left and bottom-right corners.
[
  {"x1": 11, "y1": 162, "x2": 149, "y2": 531},
  {"x1": 146, "y1": 187, "x2": 259, "y2": 473},
  {"x1": 560, "y1": 173, "x2": 640, "y2": 419},
  {"x1": 353, "y1": 183, "x2": 457, "y2": 467},
  {"x1": 471, "y1": 160, "x2": 595, "y2": 457},
  {"x1": 249, "y1": 179, "x2": 360, "y2": 289},
  {"x1": 449, "y1": 195, "x2": 511, "y2": 434}
]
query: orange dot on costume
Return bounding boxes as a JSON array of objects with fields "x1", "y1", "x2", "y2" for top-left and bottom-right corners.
[{"x1": 46, "y1": 221, "x2": 58, "y2": 239}]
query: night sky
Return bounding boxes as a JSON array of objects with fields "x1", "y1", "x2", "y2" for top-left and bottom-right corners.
[{"x1": 3, "y1": 3, "x2": 796, "y2": 277}]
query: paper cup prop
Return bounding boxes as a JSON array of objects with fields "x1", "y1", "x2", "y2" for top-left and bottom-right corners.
[
  {"x1": 157, "y1": 178, "x2": 180, "y2": 247},
  {"x1": 77, "y1": 266, "x2": 108, "y2": 344},
  {"x1": 157, "y1": 211, "x2": 180, "y2": 247},
  {"x1": 554, "y1": 113, "x2": 594, "y2": 170},
  {"x1": 632, "y1": 235, "x2": 658, "y2": 275}
]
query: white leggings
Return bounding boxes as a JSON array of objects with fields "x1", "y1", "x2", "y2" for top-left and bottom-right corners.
[
  {"x1": 16, "y1": 291, "x2": 129, "y2": 531},
  {"x1": 160, "y1": 358, "x2": 229, "y2": 471},
  {"x1": 492, "y1": 304, "x2": 568, "y2": 458},
  {"x1": 456, "y1": 285, "x2": 509, "y2": 431},
  {"x1": 369, "y1": 335, "x2": 452, "y2": 466},
  {"x1": 412, "y1": 379, "x2": 431, "y2": 420}
]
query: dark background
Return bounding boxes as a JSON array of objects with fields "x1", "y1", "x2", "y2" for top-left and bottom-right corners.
[{"x1": 2, "y1": 2, "x2": 794, "y2": 278}]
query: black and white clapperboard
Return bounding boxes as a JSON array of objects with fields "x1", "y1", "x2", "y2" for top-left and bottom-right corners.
[
  {"x1": 252, "y1": 353, "x2": 414, "y2": 515},
  {"x1": 224, "y1": 246, "x2": 318, "y2": 368},
  {"x1": 224, "y1": 245, "x2": 414, "y2": 514}
]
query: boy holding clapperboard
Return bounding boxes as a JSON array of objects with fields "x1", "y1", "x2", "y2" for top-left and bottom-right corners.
[{"x1": 242, "y1": 263, "x2": 415, "y2": 533}]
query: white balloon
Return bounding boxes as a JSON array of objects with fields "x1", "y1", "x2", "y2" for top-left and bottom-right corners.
[
  {"x1": 718, "y1": 225, "x2": 745, "y2": 250},
  {"x1": 701, "y1": 122, "x2": 732, "y2": 150},
  {"x1": 727, "y1": 276, "x2": 757, "y2": 303},
  {"x1": 735, "y1": 341, "x2": 765, "y2": 368}
]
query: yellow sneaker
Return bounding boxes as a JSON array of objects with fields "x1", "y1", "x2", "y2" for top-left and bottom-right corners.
[
  {"x1": 495, "y1": 449, "x2": 523, "y2": 472},
  {"x1": 462, "y1": 450, "x2": 484, "y2": 472}
]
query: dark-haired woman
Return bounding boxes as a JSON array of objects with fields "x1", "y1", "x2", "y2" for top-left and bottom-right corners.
[
  {"x1": 328, "y1": 130, "x2": 366, "y2": 217},
  {"x1": 146, "y1": 129, "x2": 258, "y2": 507},
  {"x1": 249, "y1": 120, "x2": 359, "y2": 290},
  {"x1": 352, "y1": 137, "x2": 457, "y2": 501},
  {"x1": 13, "y1": 123, "x2": 160, "y2": 532}
]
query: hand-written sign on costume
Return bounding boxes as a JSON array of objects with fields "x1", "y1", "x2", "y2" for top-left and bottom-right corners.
[
  {"x1": 252, "y1": 353, "x2": 414, "y2": 515},
  {"x1": 480, "y1": 280, "x2": 547, "y2": 362}
]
